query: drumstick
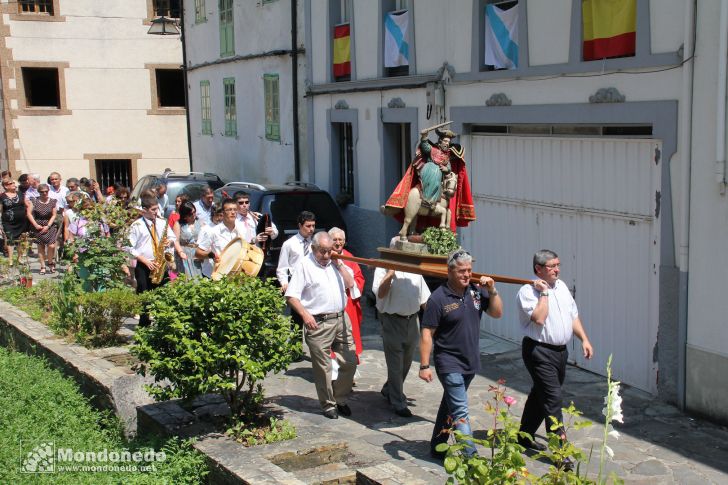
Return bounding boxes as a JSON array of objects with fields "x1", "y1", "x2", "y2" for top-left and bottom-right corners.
[{"x1": 332, "y1": 253, "x2": 532, "y2": 286}]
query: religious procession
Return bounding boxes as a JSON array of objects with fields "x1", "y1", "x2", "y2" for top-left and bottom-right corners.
[{"x1": 4, "y1": 0, "x2": 728, "y2": 484}]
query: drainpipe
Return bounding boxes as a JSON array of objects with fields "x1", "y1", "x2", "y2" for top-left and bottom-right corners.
[
  {"x1": 715, "y1": 0, "x2": 728, "y2": 192},
  {"x1": 291, "y1": 0, "x2": 301, "y2": 181},
  {"x1": 180, "y1": 1, "x2": 193, "y2": 171},
  {"x1": 677, "y1": 0, "x2": 696, "y2": 410}
]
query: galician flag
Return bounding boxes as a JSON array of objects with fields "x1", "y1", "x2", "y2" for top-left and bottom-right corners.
[
  {"x1": 384, "y1": 10, "x2": 410, "y2": 68},
  {"x1": 484, "y1": 3, "x2": 519, "y2": 69}
]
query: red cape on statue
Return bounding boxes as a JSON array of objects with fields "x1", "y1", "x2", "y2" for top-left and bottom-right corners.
[
  {"x1": 383, "y1": 145, "x2": 476, "y2": 232},
  {"x1": 342, "y1": 249, "x2": 364, "y2": 357}
]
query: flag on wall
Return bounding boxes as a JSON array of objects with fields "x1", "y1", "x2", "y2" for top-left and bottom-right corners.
[
  {"x1": 384, "y1": 10, "x2": 410, "y2": 68},
  {"x1": 582, "y1": 0, "x2": 636, "y2": 61},
  {"x1": 484, "y1": 3, "x2": 519, "y2": 69},
  {"x1": 333, "y1": 23, "x2": 351, "y2": 78}
]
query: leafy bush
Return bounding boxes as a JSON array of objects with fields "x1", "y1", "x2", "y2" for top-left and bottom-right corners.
[
  {"x1": 422, "y1": 227, "x2": 459, "y2": 255},
  {"x1": 132, "y1": 275, "x2": 299, "y2": 420},
  {"x1": 0, "y1": 347, "x2": 209, "y2": 484},
  {"x1": 65, "y1": 201, "x2": 135, "y2": 291},
  {"x1": 75, "y1": 288, "x2": 141, "y2": 347}
]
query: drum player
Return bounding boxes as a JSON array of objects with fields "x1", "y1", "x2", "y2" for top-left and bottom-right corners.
[{"x1": 195, "y1": 198, "x2": 245, "y2": 265}]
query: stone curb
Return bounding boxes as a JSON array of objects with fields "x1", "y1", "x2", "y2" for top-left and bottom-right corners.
[{"x1": 0, "y1": 300, "x2": 155, "y2": 437}]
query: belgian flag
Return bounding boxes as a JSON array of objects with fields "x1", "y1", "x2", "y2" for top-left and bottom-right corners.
[{"x1": 583, "y1": 0, "x2": 636, "y2": 61}]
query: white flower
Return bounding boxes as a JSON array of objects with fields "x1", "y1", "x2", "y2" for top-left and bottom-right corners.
[
  {"x1": 607, "y1": 424, "x2": 620, "y2": 439},
  {"x1": 605, "y1": 445, "x2": 614, "y2": 459},
  {"x1": 603, "y1": 381, "x2": 624, "y2": 423}
]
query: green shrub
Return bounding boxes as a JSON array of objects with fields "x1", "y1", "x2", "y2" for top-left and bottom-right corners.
[
  {"x1": 422, "y1": 227, "x2": 459, "y2": 255},
  {"x1": 75, "y1": 288, "x2": 141, "y2": 347},
  {"x1": 227, "y1": 416, "x2": 296, "y2": 447},
  {"x1": 132, "y1": 275, "x2": 299, "y2": 420}
]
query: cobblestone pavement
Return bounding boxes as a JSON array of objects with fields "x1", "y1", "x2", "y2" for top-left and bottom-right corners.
[{"x1": 265, "y1": 303, "x2": 728, "y2": 484}]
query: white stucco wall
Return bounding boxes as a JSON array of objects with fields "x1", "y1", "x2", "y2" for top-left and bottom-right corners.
[
  {"x1": 685, "y1": 0, "x2": 728, "y2": 356},
  {"x1": 184, "y1": 0, "x2": 304, "y2": 184},
  {"x1": 7, "y1": 0, "x2": 188, "y2": 181},
  {"x1": 528, "y1": 0, "x2": 571, "y2": 66}
]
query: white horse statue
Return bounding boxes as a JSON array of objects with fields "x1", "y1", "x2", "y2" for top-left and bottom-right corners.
[{"x1": 397, "y1": 171, "x2": 457, "y2": 240}]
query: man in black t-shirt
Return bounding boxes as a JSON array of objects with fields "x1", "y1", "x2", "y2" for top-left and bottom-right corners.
[{"x1": 419, "y1": 249, "x2": 503, "y2": 459}]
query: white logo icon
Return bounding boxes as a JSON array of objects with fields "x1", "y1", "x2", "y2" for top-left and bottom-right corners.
[{"x1": 20, "y1": 440, "x2": 55, "y2": 473}]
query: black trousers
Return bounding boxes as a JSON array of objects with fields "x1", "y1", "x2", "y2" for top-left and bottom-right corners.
[
  {"x1": 519, "y1": 337, "x2": 568, "y2": 438},
  {"x1": 134, "y1": 263, "x2": 166, "y2": 327}
]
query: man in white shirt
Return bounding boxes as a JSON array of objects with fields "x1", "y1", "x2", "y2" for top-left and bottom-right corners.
[
  {"x1": 233, "y1": 191, "x2": 278, "y2": 245},
  {"x1": 194, "y1": 187, "x2": 215, "y2": 226},
  {"x1": 195, "y1": 206, "x2": 223, "y2": 278},
  {"x1": 126, "y1": 194, "x2": 176, "y2": 326},
  {"x1": 372, "y1": 247, "x2": 431, "y2": 418},
  {"x1": 195, "y1": 198, "x2": 244, "y2": 265},
  {"x1": 516, "y1": 249, "x2": 594, "y2": 455},
  {"x1": 153, "y1": 180, "x2": 169, "y2": 215},
  {"x1": 48, "y1": 172, "x2": 69, "y2": 211},
  {"x1": 286, "y1": 231, "x2": 357, "y2": 419},
  {"x1": 276, "y1": 210, "x2": 315, "y2": 292},
  {"x1": 23, "y1": 173, "x2": 41, "y2": 201}
]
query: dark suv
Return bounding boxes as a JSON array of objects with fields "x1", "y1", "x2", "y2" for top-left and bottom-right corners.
[
  {"x1": 131, "y1": 172, "x2": 225, "y2": 217},
  {"x1": 214, "y1": 182, "x2": 347, "y2": 280}
]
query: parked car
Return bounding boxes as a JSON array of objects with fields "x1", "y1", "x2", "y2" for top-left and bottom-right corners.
[
  {"x1": 131, "y1": 171, "x2": 225, "y2": 217},
  {"x1": 214, "y1": 181, "x2": 347, "y2": 280}
]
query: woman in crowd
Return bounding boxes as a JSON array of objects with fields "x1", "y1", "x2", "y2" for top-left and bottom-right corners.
[
  {"x1": 168, "y1": 194, "x2": 189, "y2": 229},
  {"x1": 26, "y1": 183, "x2": 58, "y2": 274},
  {"x1": 0, "y1": 179, "x2": 29, "y2": 260},
  {"x1": 173, "y1": 201, "x2": 203, "y2": 278}
]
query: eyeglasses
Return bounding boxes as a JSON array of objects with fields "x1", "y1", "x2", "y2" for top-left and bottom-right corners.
[
  {"x1": 237, "y1": 200, "x2": 250, "y2": 205},
  {"x1": 448, "y1": 249, "x2": 470, "y2": 264},
  {"x1": 542, "y1": 263, "x2": 561, "y2": 269}
]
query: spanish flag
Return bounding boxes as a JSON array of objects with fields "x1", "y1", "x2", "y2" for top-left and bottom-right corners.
[
  {"x1": 582, "y1": 0, "x2": 636, "y2": 61},
  {"x1": 333, "y1": 23, "x2": 351, "y2": 78}
]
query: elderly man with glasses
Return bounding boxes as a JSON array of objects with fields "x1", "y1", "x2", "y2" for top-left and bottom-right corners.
[
  {"x1": 420, "y1": 249, "x2": 503, "y2": 459},
  {"x1": 515, "y1": 249, "x2": 593, "y2": 464},
  {"x1": 285, "y1": 231, "x2": 357, "y2": 420}
]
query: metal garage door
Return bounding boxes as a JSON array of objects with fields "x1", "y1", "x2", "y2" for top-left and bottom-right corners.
[{"x1": 461, "y1": 135, "x2": 660, "y2": 393}]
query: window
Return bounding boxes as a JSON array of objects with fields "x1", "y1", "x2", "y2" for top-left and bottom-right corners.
[
  {"x1": 195, "y1": 0, "x2": 206, "y2": 23},
  {"x1": 337, "y1": 123, "x2": 354, "y2": 200},
  {"x1": 155, "y1": 69, "x2": 185, "y2": 108},
  {"x1": 219, "y1": 0, "x2": 234, "y2": 57},
  {"x1": 22, "y1": 67, "x2": 60, "y2": 108},
  {"x1": 383, "y1": 0, "x2": 412, "y2": 77},
  {"x1": 582, "y1": 0, "x2": 636, "y2": 61},
  {"x1": 223, "y1": 77, "x2": 237, "y2": 137},
  {"x1": 482, "y1": 0, "x2": 519, "y2": 71},
  {"x1": 95, "y1": 160, "x2": 132, "y2": 190},
  {"x1": 332, "y1": 0, "x2": 352, "y2": 81},
  {"x1": 264, "y1": 74, "x2": 280, "y2": 141},
  {"x1": 18, "y1": 0, "x2": 53, "y2": 14},
  {"x1": 153, "y1": 0, "x2": 180, "y2": 18},
  {"x1": 200, "y1": 81, "x2": 212, "y2": 135}
]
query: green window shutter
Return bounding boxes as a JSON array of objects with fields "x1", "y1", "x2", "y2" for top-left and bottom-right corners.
[
  {"x1": 219, "y1": 0, "x2": 234, "y2": 57},
  {"x1": 264, "y1": 74, "x2": 280, "y2": 141},
  {"x1": 223, "y1": 77, "x2": 236, "y2": 137},
  {"x1": 200, "y1": 80, "x2": 211, "y2": 135}
]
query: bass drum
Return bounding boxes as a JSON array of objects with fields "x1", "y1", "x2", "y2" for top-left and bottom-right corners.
[{"x1": 211, "y1": 237, "x2": 264, "y2": 280}]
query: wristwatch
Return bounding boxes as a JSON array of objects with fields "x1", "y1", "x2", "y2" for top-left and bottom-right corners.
[
  {"x1": 540, "y1": 291, "x2": 550, "y2": 297},
  {"x1": 419, "y1": 364, "x2": 430, "y2": 370}
]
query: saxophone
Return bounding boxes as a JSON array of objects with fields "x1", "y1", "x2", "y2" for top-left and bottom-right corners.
[{"x1": 150, "y1": 218, "x2": 174, "y2": 284}]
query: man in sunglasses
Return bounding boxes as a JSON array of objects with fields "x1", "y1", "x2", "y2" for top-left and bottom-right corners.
[
  {"x1": 234, "y1": 191, "x2": 278, "y2": 246},
  {"x1": 516, "y1": 249, "x2": 593, "y2": 466},
  {"x1": 420, "y1": 249, "x2": 503, "y2": 459}
]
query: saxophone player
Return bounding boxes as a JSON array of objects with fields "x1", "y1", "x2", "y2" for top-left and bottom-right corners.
[{"x1": 127, "y1": 194, "x2": 176, "y2": 326}]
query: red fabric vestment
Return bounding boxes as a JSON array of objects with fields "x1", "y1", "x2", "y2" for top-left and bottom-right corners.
[
  {"x1": 342, "y1": 249, "x2": 364, "y2": 357},
  {"x1": 383, "y1": 146, "x2": 476, "y2": 232}
]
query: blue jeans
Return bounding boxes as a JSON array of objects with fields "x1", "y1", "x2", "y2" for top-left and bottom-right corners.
[{"x1": 431, "y1": 372, "x2": 476, "y2": 456}]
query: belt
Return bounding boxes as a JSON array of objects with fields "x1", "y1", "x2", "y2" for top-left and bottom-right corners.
[
  {"x1": 313, "y1": 311, "x2": 344, "y2": 322},
  {"x1": 384, "y1": 312, "x2": 417, "y2": 319},
  {"x1": 523, "y1": 337, "x2": 567, "y2": 352}
]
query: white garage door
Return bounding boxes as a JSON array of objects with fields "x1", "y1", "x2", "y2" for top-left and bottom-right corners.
[{"x1": 462, "y1": 135, "x2": 661, "y2": 393}]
